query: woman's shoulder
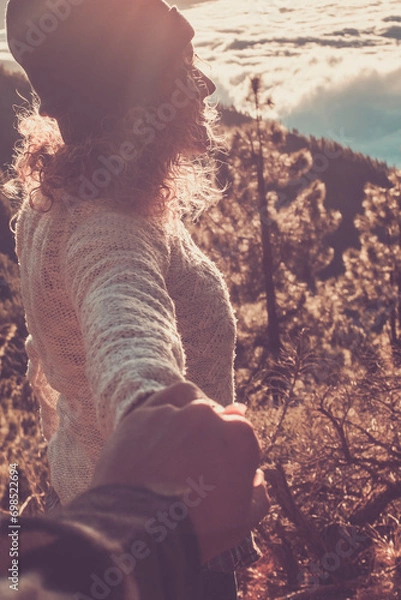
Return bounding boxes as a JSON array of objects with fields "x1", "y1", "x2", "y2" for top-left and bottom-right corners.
[
  {"x1": 17, "y1": 191, "x2": 186, "y2": 269},
  {"x1": 61, "y1": 196, "x2": 181, "y2": 276},
  {"x1": 22, "y1": 191, "x2": 171, "y2": 239}
]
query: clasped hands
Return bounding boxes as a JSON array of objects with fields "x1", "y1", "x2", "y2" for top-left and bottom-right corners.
[{"x1": 92, "y1": 382, "x2": 270, "y2": 563}]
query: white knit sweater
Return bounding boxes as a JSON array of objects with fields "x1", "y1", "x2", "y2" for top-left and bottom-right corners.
[{"x1": 16, "y1": 195, "x2": 237, "y2": 504}]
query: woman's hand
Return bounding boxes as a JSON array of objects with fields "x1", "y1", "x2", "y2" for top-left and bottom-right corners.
[{"x1": 92, "y1": 382, "x2": 270, "y2": 562}]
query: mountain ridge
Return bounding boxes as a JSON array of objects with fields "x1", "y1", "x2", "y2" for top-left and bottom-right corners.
[{"x1": 0, "y1": 67, "x2": 396, "y2": 278}]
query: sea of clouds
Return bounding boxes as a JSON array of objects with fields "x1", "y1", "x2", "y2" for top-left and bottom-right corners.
[
  {"x1": 1, "y1": 0, "x2": 400, "y2": 167},
  {"x1": 178, "y1": 0, "x2": 401, "y2": 168}
]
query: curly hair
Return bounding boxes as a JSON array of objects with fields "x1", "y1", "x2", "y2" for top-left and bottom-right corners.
[{"x1": 5, "y1": 62, "x2": 224, "y2": 221}]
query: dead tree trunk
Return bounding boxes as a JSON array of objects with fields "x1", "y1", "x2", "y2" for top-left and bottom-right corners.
[{"x1": 251, "y1": 77, "x2": 281, "y2": 359}]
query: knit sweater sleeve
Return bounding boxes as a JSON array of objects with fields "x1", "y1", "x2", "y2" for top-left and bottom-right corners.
[{"x1": 63, "y1": 208, "x2": 186, "y2": 438}]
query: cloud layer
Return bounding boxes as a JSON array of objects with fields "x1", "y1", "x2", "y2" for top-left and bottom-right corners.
[
  {"x1": 283, "y1": 67, "x2": 401, "y2": 168},
  {"x1": 181, "y1": 0, "x2": 401, "y2": 167}
]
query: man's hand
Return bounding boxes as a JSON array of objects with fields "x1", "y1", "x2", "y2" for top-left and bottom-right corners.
[{"x1": 92, "y1": 383, "x2": 269, "y2": 562}]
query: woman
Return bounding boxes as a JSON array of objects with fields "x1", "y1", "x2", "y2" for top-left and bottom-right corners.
[{"x1": 5, "y1": 0, "x2": 263, "y2": 597}]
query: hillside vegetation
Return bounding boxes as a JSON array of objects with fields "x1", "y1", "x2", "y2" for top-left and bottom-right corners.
[{"x1": 0, "y1": 68, "x2": 400, "y2": 599}]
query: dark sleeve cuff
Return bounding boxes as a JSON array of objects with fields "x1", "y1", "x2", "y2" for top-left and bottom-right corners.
[
  {"x1": 65, "y1": 484, "x2": 202, "y2": 600},
  {"x1": 2, "y1": 485, "x2": 201, "y2": 600}
]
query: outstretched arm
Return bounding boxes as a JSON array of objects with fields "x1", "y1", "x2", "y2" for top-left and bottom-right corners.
[{"x1": 63, "y1": 209, "x2": 186, "y2": 437}]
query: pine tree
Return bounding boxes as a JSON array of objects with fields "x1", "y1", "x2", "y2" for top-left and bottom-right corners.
[{"x1": 339, "y1": 172, "x2": 401, "y2": 362}]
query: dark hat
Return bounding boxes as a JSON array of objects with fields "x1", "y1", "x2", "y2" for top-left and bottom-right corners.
[{"x1": 6, "y1": 0, "x2": 194, "y2": 124}]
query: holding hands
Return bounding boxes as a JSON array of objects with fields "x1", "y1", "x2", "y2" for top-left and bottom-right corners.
[{"x1": 92, "y1": 382, "x2": 270, "y2": 562}]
